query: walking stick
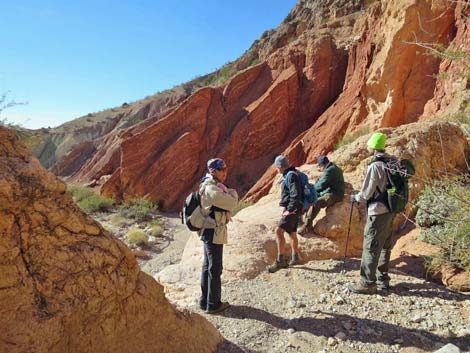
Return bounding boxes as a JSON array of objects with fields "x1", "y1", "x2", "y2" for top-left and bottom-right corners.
[{"x1": 344, "y1": 200, "x2": 354, "y2": 260}]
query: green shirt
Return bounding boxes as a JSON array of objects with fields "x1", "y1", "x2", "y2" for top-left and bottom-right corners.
[{"x1": 314, "y1": 162, "x2": 345, "y2": 198}]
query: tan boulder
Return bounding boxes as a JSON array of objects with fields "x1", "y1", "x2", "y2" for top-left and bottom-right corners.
[{"x1": 0, "y1": 126, "x2": 222, "y2": 353}]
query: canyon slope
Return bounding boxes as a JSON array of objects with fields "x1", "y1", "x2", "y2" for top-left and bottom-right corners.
[{"x1": 27, "y1": 0, "x2": 469, "y2": 210}]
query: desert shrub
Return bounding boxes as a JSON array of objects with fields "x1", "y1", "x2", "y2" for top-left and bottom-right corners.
[
  {"x1": 334, "y1": 127, "x2": 370, "y2": 149},
  {"x1": 119, "y1": 199, "x2": 158, "y2": 222},
  {"x1": 67, "y1": 186, "x2": 114, "y2": 213},
  {"x1": 147, "y1": 218, "x2": 164, "y2": 227},
  {"x1": 149, "y1": 225, "x2": 164, "y2": 237},
  {"x1": 109, "y1": 214, "x2": 129, "y2": 227},
  {"x1": 67, "y1": 185, "x2": 95, "y2": 202},
  {"x1": 78, "y1": 194, "x2": 115, "y2": 214},
  {"x1": 416, "y1": 178, "x2": 470, "y2": 273},
  {"x1": 126, "y1": 229, "x2": 149, "y2": 246}
]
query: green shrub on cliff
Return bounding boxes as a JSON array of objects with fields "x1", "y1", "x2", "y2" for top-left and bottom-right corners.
[
  {"x1": 416, "y1": 178, "x2": 470, "y2": 273},
  {"x1": 334, "y1": 127, "x2": 370, "y2": 149}
]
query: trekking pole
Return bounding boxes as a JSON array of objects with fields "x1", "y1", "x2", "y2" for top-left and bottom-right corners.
[{"x1": 344, "y1": 200, "x2": 354, "y2": 260}]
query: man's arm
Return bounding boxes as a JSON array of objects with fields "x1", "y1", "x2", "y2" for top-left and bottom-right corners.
[
  {"x1": 203, "y1": 184, "x2": 239, "y2": 212},
  {"x1": 355, "y1": 163, "x2": 381, "y2": 202}
]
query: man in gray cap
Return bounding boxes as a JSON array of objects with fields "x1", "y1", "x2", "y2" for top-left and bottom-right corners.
[{"x1": 267, "y1": 155, "x2": 303, "y2": 273}]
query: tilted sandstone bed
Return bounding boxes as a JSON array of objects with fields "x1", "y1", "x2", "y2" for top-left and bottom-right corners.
[{"x1": 0, "y1": 126, "x2": 222, "y2": 353}]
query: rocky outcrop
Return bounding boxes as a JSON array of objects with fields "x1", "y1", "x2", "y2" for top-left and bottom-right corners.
[
  {"x1": 246, "y1": 0, "x2": 460, "y2": 201},
  {"x1": 24, "y1": 0, "x2": 470, "y2": 212},
  {"x1": 0, "y1": 126, "x2": 222, "y2": 353},
  {"x1": 391, "y1": 229, "x2": 470, "y2": 293},
  {"x1": 158, "y1": 121, "x2": 470, "y2": 303},
  {"x1": 99, "y1": 34, "x2": 348, "y2": 208}
]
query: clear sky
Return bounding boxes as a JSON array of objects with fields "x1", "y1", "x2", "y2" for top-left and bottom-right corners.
[{"x1": 1, "y1": 0, "x2": 298, "y2": 129}]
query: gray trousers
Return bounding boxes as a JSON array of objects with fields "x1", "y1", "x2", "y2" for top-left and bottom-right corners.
[
  {"x1": 304, "y1": 193, "x2": 343, "y2": 227},
  {"x1": 360, "y1": 213, "x2": 395, "y2": 286}
]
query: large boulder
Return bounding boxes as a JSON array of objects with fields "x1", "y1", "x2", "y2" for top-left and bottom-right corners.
[{"x1": 0, "y1": 126, "x2": 222, "y2": 353}]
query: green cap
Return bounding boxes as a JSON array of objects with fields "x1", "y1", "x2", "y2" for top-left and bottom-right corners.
[{"x1": 367, "y1": 132, "x2": 387, "y2": 150}]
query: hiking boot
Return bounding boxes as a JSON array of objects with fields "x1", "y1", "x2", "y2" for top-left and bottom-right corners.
[
  {"x1": 289, "y1": 253, "x2": 301, "y2": 266},
  {"x1": 377, "y1": 281, "x2": 391, "y2": 291},
  {"x1": 206, "y1": 301, "x2": 230, "y2": 315},
  {"x1": 267, "y1": 259, "x2": 288, "y2": 273},
  {"x1": 298, "y1": 225, "x2": 313, "y2": 236},
  {"x1": 348, "y1": 282, "x2": 377, "y2": 295}
]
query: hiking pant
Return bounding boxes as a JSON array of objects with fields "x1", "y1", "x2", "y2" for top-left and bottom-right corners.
[
  {"x1": 304, "y1": 193, "x2": 343, "y2": 227},
  {"x1": 360, "y1": 213, "x2": 395, "y2": 286},
  {"x1": 200, "y1": 242, "x2": 223, "y2": 311}
]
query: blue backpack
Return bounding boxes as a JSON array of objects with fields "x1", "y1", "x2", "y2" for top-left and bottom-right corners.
[{"x1": 285, "y1": 170, "x2": 318, "y2": 211}]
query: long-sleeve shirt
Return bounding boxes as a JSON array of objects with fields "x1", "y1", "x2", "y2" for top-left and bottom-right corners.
[
  {"x1": 314, "y1": 162, "x2": 345, "y2": 198},
  {"x1": 354, "y1": 153, "x2": 390, "y2": 216},
  {"x1": 279, "y1": 167, "x2": 303, "y2": 213},
  {"x1": 191, "y1": 174, "x2": 238, "y2": 244}
]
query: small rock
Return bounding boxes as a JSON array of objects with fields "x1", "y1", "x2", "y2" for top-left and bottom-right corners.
[
  {"x1": 335, "y1": 332, "x2": 347, "y2": 340},
  {"x1": 287, "y1": 328, "x2": 296, "y2": 334},
  {"x1": 433, "y1": 343, "x2": 461, "y2": 353},
  {"x1": 327, "y1": 337, "x2": 337, "y2": 346},
  {"x1": 342, "y1": 322, "x2": 353, "y2": 331},
  {"x1": 335, "y1": 295, "x2": 345, "y2": 305},
  {"x1": 319, "y1": 294, "x2": 327, "y2": 303},
  {"x1": 393, "y1": 338, "x2": 404, "y2": 344},
  {"x1": 412, "y1": 313, "x2": 426, "y2": 323}
]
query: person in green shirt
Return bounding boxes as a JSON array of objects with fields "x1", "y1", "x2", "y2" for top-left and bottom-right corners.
[{"x1": 298, "y1": 155, "x2": 345, "y2": 235}]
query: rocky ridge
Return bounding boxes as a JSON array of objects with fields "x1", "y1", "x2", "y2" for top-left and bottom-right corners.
[{"x1": 26, "y1": 0, "x2": 470, "y2": 212}]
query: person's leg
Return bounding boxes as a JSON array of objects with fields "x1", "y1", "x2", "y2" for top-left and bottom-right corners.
[
  {"x1": 267, "y1": 223, "x2": 289, "y2": 273},
  {"x1": 377, "y1": 214, "x2": 395, "y2": 289},
  {"x1": 288, "y1": 232, "x2": 299, "y2": 255},
  {"x1": 299, "y1": 195, "x2": 337, "y2": 235},
  {"x1": 275, "y1": 226, "x2": 286, "y2": 259},
  {"x1": 304, "y1": 197, "x2": 328, "y2": 228},
  {"x1": 351, "y1": 213, "x2": 393, "y2": 294},
  {"x1": 288, "y1": 232, "x2": 301, "y2": 265},
  {"x1": 207, "y1": 243, "x2": 224, "y2": 311},
  {"x1": 200, "y1": 242, "x2": 209, "y2": 310}
]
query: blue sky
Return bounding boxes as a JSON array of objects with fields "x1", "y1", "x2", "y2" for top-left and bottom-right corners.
[{"x1": 1, "y1": 0, "x2": 297, "y2": 129}]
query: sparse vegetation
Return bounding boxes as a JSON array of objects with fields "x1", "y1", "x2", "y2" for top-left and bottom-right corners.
[
  {"x1": 126, "y1": 229, "x2": 149, "y2": 246},
  {"x1": 67, "y1": 185, "x2": 115, "y2": 213},
  {"x1": 416, "y1": 178, "x2": 470, "y2": 273},
  {"x1": 334, "y1": 127, "x2": 370, "y2": 149},
  {"x1": 109, "y1": 214, "x2": 129, "y2": 227},
  {"x1": 249, "y1": 57, "x2": 261, "y2": 66},
  {"x1": 119, "y1": 198, "x2": 158, "y2": 222},
  {"x1": 149, "y1": 224, "x2": 164, "y2": 237}
]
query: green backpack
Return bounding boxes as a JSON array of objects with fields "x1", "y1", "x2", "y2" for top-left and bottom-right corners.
[{"x1": 371, "y1": 156, "x2": 415, "y2": 213}]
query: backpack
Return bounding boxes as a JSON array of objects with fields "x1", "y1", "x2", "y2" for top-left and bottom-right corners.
[
  {"x1": 285, "y1": 170, "x2": 318, "y2": 211},
  {"x1": 181, "y1": 191, "x2": 201, "y2": 231},
  {"x1": 371, "y1": 156, "x2": 415, "y2": 213}
]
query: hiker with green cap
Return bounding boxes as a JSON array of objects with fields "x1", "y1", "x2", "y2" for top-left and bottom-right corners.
[
  {"x1": 349, "y1": 132, "x2": 395, "y2": 294},
  {"x1": 299, "y1": 155, "x2": 344, "y2": 235},
  {"x1": 267, "y1": 155, "x2": 303, "y2": 273}
]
